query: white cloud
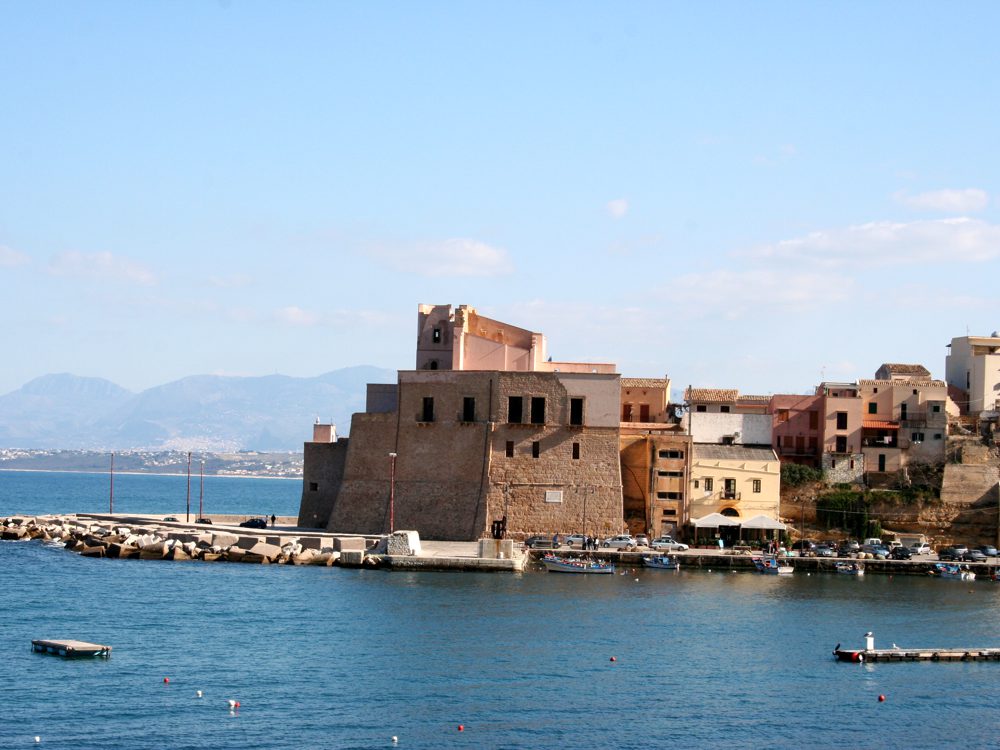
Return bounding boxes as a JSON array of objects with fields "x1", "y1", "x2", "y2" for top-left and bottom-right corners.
[
  {"x1": 894, "y1": 188, "x2": 989, "y2": 213},
  {"x1": 208, "y1": 273, "x2": 253, "y2": 288},
  {"x1": 0, "y1": 245, "x2": 29, "y2": 267},
  {"x1": 666, "y1": 269, "x2": 855, "y2": 318},
  {"x1": 369, "y1": 238, "x2": 513, "y2": 277},
  {"x1": 748, "y1": 217, "x2": 1000, "y2": 268},
  {"x1": 274, "y1": 306, "x2": 321, "y2": 326},
  {"x1": 47, "y1": 251, "x2": 156, "y2": 285},
  {"x1": 606, "y1": 198, "x2": 629, "y2": 219}
]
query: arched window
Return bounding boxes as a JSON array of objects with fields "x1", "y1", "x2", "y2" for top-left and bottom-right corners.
[
  {"x1": 720, "y1": 507, "x2": 740, "y2": 518},
  {"x1": 429, "y1": 360, "x2": 438, "y2": 370}
]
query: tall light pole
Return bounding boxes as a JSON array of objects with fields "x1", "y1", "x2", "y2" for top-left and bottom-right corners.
[
  {"x1": 388, "y1": 452, "x2": 397, "y2": 533},
  {"x1": 199, "y1": 459, "x2": 204, "y2": 519},
  {"x1": 186, "y1": 451, "x2": 192, "y2": 523},
  {"x1": 109, "y1": 452, "x2": 114, "y2": 514}
]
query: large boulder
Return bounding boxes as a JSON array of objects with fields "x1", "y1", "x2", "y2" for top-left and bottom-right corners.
[
  {"x1": 335, "y1": 537, "x2": 367, "y2": 552},
  {"x1": 211, "y1": 532, "x2": 239, "y2": 548}
]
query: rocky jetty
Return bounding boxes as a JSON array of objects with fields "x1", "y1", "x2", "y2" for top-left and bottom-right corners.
[{"x1": 0, "y1": 514, "x2": 380, "y2": 566}]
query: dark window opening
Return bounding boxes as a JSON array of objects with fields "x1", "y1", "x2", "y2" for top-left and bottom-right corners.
[
  {"x1": 570, "y1": 398, "x2": 584, "y2": 426},
  {"x1": 531, "y1": 441, "x2": 540, "y2": 458},
  {"x1": 429, "y1": 360, "x2": 438, "y2": 370},
  {"x1": 463, "y1": 397, "x2": 476, "y2": 422},
  {"x1": 836, "y1": 412, "x2": 848, "y2": 430},
  {"x1": 421, "y1": 397, "x2": 434, "y2": 422},
  {"x1": 572, "y1": 442, "x2": 580, "y2": 460},
  {"x1": 531, "y1": 397, "x2": 545, "y2": 425},
  {"x1": 835, "y1": 435, "x2": 847, "y2": 452},
  {"x1": 809, "y1": 411, "x2": 818, "y2": 429},
  {"x1": 640, "y1": 404, "x2": 650, "y2": 421},
  {"x1": 622, "y1": 403, "x2": 632, "y2": 421},
  {"x1": 432, "y1": 327, "x2": 442, "y2": 344},
  {"x1": 505, "y1": 440, "x2": 514, "y2": 457},
  {"x1": 720, "y1": 405, "x2": 730, "y2": 413},
  {"x1": 752, "y1": 479, "x2": 761, "y2": 493},
  {"x1": 696, "y1": 405, "x2": 707, "y2": 412},
  {"x1": 508, "y1": 396, "x2": 523, "y2": 424},
  {"x1": 658, "y1": 449, "x2": 684, "y2": 459},
  {"x1": 309, "y1": 482, "x2": 318, "y2": 492},
  {"x1": 704, "y1": 478, "x2": 714, "y2": 492},
  {"x1": 868, "y1": 403, "x2": 877, "y2": 414}
]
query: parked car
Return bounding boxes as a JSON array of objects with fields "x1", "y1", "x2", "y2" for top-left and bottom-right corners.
[
  {"x1": 839, "y1": 540, "x2": 860, "y2": 553},
  {"x1": 195, "y1": 517, "x2": 213, "y2": 524},
  {"x1": 889, "y1": 546, "x2": 912, "y2": 560},
  {"x1": 938, "y1": 546, "x2": 966, "y2": 561},
  {"x1": 861, "y1": 544, "x2": 888, "y2": 559},
  {"x1": 814, "y1": 543, "x2": 837, "y2": 558},
  {"x1": 162, "y1": 516, "x2": 179, "y2": 522},
  {"x1": 563, "y1": 534, "x2": 587, "y2": 549},
  {"x1": 976, "y1": 545, "x2": 998, "y2": 557},
  {"x1": 963, "y1": 549, "x2": 988, "y2": 563},
  {"x1": 790, "y1": 540, "x2": 817, "y2": 556},
  {"x1": 634, "y1": 535, "x2": 650, "y2": 548},
  {"x1": 909, "y1": 542, "x2": 932, "y2": 555},
  {"x1": 239, "y1": 517, "x2": 268, "y2": 529},
  {"x1": 650, "y1": 535, "x2": 689, "y2": 551},
  {"x1": 602, "y1": 535, "x2": 637, "y2": 551}
]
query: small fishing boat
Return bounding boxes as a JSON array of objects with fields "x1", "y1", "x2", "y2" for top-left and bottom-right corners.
[
  {"x1": 542, "y1": 554, "x2": 615, "y2": 574},
  {"x1": 753, "y1": 556, "x2": 793, "y2": 575},
  {"x1": 642, "y1": 555, "x2": 680, "y2": 570},
  {"x1": 835, "y1": 562, "x2": 864, "y2": 576},
  {"x1": 933, "y1": 563, "x2": 975, "y2": 581}
]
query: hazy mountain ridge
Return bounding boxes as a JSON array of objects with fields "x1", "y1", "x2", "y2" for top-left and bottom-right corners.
[{"x1": 0, "y1": 366, "x2": 395, "y2": 451}]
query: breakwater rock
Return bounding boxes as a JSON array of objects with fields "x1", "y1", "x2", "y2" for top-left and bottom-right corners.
[{"x1": 1, "y1": 514, "x2": 354, "y2": 566}]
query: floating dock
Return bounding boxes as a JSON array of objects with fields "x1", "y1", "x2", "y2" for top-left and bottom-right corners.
[
  {"x1": 833, "y1": 633, "x2": 1000, "y2": 663},
  {"x1": 32, "y1": 639, "x2": 112, "y2": 658}
]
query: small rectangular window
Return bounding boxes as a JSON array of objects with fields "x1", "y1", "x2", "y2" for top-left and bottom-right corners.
[
  {"x1": 622, "y1": 403, "x2": 632, "y2": 421},
  {"x1": 658, "y1": 450, "x2": 684, "y2": 459},
  {"x1": 778, "y1": 409, "x2": 789, "y2": 423},
  {"x1": 693, "y1": 479, "x2": 699, "y2": 489},
  {"x1": 913, "y1": 389, "x2": 918, "y2": 395},
  {"x1": 666, "y1": 491, "x2": 681, "y2": 500},
  {"x1": 657, "y1": 491, "x2": 668, "y2": 499},
  {"x1": 421, "y1": 397, "x2": 434, "y2": 422},
  {"x1": 508, "y1": 396, "x2": 523, "y2": 424},
  {"x1": 704, "y1": 478, "x2": 714, "y2": 492},
  {"x1": 752, "y1": 479, "x2": 761, "y2": 493},
  {"x1": 720, "y1": 405, "x2": 730, "y2": 413},
  {"x1": 572, "y1": 442, "x2": 580, "y2": 460},
  {"x1": 696, "y1": 404, "x2": 707, "y2": 412},
  {"x1": 432, "y1": 327, "x2": 441, "y2": 344},
  {"x1": 868, "y1": 403, "x2": 877, "y2": 414},
  {"x1": 662, "y1": 508, "x2": 677, "y2": 517},
  {"x1": 463, "y1": 397, "x2": 476, "y2": 422},
  {"x1": 531, "y1": 396, "x2": 546, "y2": 424},
  {"x1": 532, "y1": 441, "x2": 540, "y2": 458},
  {"x1": 932, "y1": 404, "x2": 941, "y2": 413},
  {"x1": 570, "y1": 398, "x2": 584, "y2": 425},
  {"x1": 934, "y1": 433, "x2": 942, "y2": 440},
  {"x1": 836, "y1": 412, "x2": 848, "y2": 430},
  {"x1": 505, "y1": 440, "x2": 514, "y2": 457},
  {"x1": 808, "y1": 411, "x2": 818, "y2": 429},
  {"x1": 309, "y1": 482, "x2": 319, "y2": 492}
]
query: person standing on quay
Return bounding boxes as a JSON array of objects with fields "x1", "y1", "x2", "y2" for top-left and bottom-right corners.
[{"x1": 270, "y1": 513, "x2": 276, "y2": 527}]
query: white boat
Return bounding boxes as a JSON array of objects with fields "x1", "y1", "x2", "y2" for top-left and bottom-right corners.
[
  {"x1": 934, "y1": 563, "x2": 975, "y2": 581},
  {"x1": 642, "y1": 555, "x2": 680, "y2": 570},
  {"x1": 542, "y1": 554, "x2": 615, "y2": 574},
  {"x1": 753, "y1": 556, "x2": 793, "y2": 575},
  {"x1": 835, "y1": 562, "x2": 864, "y2": 576}
]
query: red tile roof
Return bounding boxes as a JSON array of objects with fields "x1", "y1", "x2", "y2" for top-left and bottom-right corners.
[
  {"x1": 862, "y1": 419, "x2": 900, "y2": 430},
  {"x1": 685, "y1": 388, "x2": 738, "y2": 402}
]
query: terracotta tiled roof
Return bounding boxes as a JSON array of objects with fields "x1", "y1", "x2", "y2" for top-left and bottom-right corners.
[
  {"x1": 858, "y1": 379, "x2": 945, "y2": 387},
  {"x1": 737, "y1": 395, "x2": 771, "y2": 404},
  {"x1": 880, "y1": 363, "x2": 931, "y2": 376},
  {"x1": 862, "y1": 419, "x2": 900, "y2": 430},
  {"x1": 685, "y1": 388, "x2": 738, "y2": 403},
  {"x1": 621, "y1": 378, "x2": 669, "y2": 389}
]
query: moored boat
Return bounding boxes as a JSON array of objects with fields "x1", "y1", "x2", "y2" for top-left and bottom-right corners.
[
  {"x1": 542, "y1": 554, "x2": 615, "y2": 574},
  {"x1": 933, "y1": 563, "x2": 975, "y2": 581},
  {"x1": 753, "y1": 555, "x2": 793, "y2": 574},
  {"x1": 642, "y1": 555, "x2": 680, "y2": 570},
  {"x1": 835, "y1": 562, "x2": 864, "y2": 576}
]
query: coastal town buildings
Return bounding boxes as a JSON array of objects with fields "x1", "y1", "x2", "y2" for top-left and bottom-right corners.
[
  {"x1": 946, "y1": 333, "x2": 1000, "y2": 416},
  {"x1": 299, "y1": 304, "x2": 625, "y2": 540}
]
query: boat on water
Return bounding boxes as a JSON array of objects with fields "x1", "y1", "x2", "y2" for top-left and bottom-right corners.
[
  {"x1": 933, "y1": 563, "x2": 976, "y2": 581},
  {"x1": 835, "y1": 562, "x2": 865, "y2": 576},
  {"x1": 542, "y1": 554, "x2": 615, "y2": 574},
  {"x1": 642, "y1": 555, "x2": 680, "y2": 570},
  {"x1": 753, "y1": 556, "x2": 793, "y2": 575}
]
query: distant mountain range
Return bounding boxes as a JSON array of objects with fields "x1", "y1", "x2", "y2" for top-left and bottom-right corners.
[{"x1": 0, "y1": 367, "x2": 396, "y2": 451}]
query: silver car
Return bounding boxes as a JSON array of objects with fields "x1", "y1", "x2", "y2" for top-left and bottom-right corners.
[
  {"x1": 651, "y1": 535, "x2": 689, "y2": 551},
  {"x1": 602, "y1": 535, "x2": 637, "y2": 550}
]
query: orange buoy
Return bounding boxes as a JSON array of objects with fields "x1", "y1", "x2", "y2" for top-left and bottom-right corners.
[
  {"x1": 457, "y1": 724, "x2": 464, "y2": 732},
  {"x1": 163, "y1": 677, "x2": 170, "y2": 684},
  {"x1": 878, "y1": 694, "x2": 886, "y2": 702}
]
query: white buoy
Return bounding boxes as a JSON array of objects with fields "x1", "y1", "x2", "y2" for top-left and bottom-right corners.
[
  {"x1": 228, "y1": 699, "x2": 237, "y2": 708},
  {"x1": 35, "y1": 737, "x2": 40, "y2": 744},
  {"x1": 196, "y1": 690, "x2": 203, "y2": 698},
  {"x1": 392, "y1": 737, "x2": 398, "y2": 744}
]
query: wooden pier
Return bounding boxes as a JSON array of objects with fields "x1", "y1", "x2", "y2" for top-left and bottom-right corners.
[
  {"x1": 32, "y1": 639, "x2": 112, "y2": 658},
  {"x1": 835, "y1": 647, "x2": 1000, "y2": 662}
]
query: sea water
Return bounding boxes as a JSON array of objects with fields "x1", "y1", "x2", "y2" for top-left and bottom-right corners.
[{"x1": 3, "y1": 472, "x2": 1000, "y2": 749}]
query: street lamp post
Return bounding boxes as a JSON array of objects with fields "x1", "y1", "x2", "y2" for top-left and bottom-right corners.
[
  {"x1": 388, "y1": 452, "x2": 397, "y2": 533},
  {"x1": 186, "y1": 451, "x2": 192, "y2": 523}
]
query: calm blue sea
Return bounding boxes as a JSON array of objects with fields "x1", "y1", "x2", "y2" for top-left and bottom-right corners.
[{"x1": 3, "y1": 471, "x2": 1000, "y2": 749}]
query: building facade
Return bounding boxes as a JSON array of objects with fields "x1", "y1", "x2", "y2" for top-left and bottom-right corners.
[{"x1": 946, "y1": 334, "x2": 1000, "y2": 415}]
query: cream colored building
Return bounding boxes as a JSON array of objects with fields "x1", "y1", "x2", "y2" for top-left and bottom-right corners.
[
  {"x1": 946, "y1": 333, "x2": 1000, "y2": 415},
  {"x1": 688, "y1": 444, "x2": 781, "y2": 541}
]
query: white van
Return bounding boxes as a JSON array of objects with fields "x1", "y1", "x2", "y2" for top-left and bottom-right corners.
[{"x1": 864, "y1": 537, "x2": 883, "y2": 547}]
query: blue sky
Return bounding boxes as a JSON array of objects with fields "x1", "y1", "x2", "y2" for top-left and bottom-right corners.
[{"x1": 2, "y1": 1, "x2": 998, "y2": 397}]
